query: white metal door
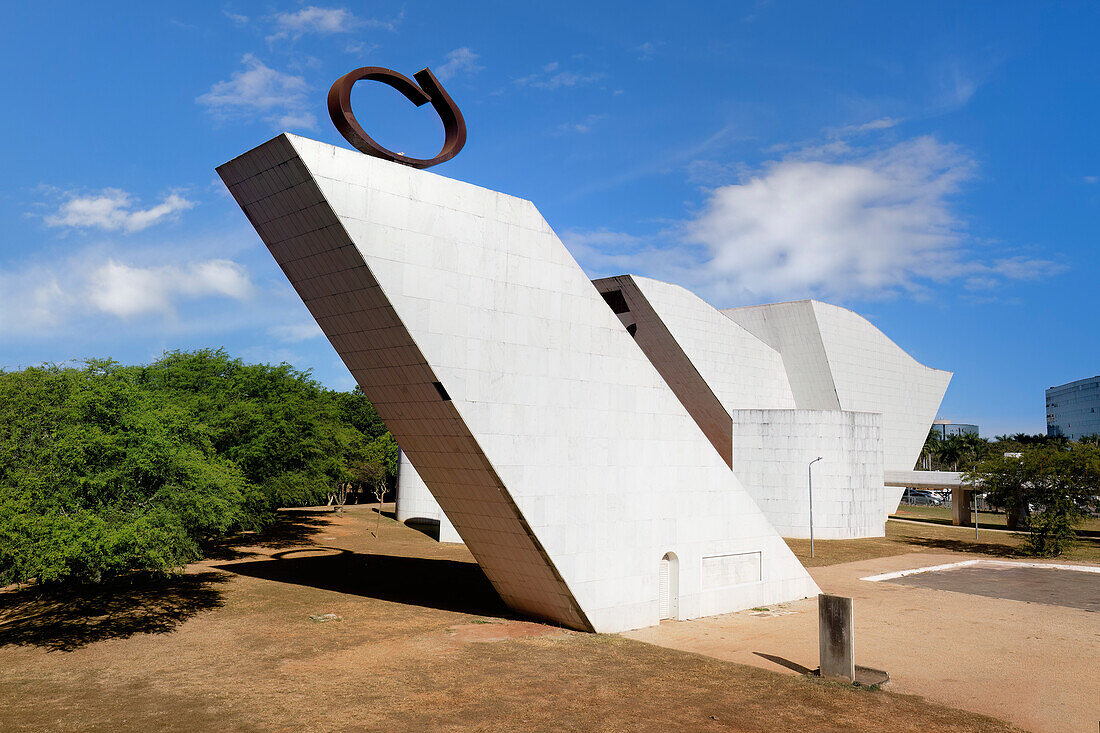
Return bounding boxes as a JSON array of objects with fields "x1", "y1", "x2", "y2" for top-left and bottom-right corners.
[{"x1": 658, "y1": 557, "x2": 670, "y2": 619}]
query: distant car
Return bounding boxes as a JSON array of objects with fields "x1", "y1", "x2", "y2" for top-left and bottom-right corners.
[{"x1": 902, "y1": 488, "x2": 943, "y2": 506}]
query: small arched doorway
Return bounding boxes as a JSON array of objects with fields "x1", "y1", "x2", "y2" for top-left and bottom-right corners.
[{"x1": 658, "y1": 552, "x2": 679, "y2": 620}]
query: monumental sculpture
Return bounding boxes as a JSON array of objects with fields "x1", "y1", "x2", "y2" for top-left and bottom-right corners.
[
  {"x1": 217, "y1": 65, "x2": 948, "y2": 632},
  {"x1": 327, "y1": 65, "x2": 466, "y2": 168}
]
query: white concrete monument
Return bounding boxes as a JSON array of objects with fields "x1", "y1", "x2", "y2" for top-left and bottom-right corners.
[{"x1": 218, "y1": 133, "x2": 820, "y2": 633}]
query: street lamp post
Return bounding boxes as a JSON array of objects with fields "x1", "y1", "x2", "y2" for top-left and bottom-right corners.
[{"x1": 808, "y1": 456, "x2": 823, "y2": 558}]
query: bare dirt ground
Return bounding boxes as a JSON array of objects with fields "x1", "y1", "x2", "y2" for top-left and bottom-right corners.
[
  {"x1": 625, "y1": 550, "x2": 1100, "y2": 733},
  {"x1": 0, "y1": 506, "x2": 1021, "y2": 732}
]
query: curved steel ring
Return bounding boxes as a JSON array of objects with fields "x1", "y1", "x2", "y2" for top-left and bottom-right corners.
[{"x1": 327, "y1": 66, "x2": 467, "y2": 169}]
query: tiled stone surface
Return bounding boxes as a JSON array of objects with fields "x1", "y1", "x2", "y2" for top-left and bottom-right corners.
[
  {"x1": 724, "y1": 300, "x2": 952, "y2": 504},
  {"x1": 627, "y1": 276, "x2": 797, "y2": 413},
  {"x1": 593, "y1": 275, "x2": 734, "y2": 467},
  {"x1": 218, "y1": 134, "x2": 819, "y2": 633},
  {"x1": 732, "y1": 409, "x2": 885, "y2": 539},
  {"x1": 594, "y1": 276, "x2": 887, "y2": 539}
]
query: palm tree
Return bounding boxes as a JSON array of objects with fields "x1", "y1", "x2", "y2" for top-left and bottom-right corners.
[
  {"x1": 920, "y1": 428, "x2": 942, "y2": 470},
  {"x1": 936, "y1": 435, "x2": 965, "y2": 472}
]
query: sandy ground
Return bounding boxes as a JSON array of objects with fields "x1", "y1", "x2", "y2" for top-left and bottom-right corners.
[
  {"x1": 624, "y1": 552, "x2": 1100, "y2": 733},
  {"x1": 0, "y1": 506, "x2": 1022, "y2": 733}
]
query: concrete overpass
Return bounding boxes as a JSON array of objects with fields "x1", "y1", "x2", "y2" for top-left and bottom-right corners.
[{"x1": 884, "y1": 470, "x2": 979, "y2": 526}]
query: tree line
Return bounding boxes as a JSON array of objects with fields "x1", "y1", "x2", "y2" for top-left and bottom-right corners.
[
  {"x1": 918, "y1": 428, "x2": 1100, "y2": 556},
  {"x1": 0, "y1": 349, "x2": 397, "y2": 586}
]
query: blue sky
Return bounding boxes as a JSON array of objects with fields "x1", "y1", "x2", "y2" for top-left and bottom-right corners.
[{"x1": 1, "y1": 1, "x2": 1097, "y2": 436}]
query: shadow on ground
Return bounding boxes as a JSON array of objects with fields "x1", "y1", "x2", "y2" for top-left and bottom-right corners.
[
  {"x1": 0, "y1": 572, "x2": 229, "y2": 652},
  {"x1": 202, "y1": 509, "x2": 334, "y2": 560},
  {"x1": 754, "y1": 652, "x2": 814, "y2": 675},
  {"x1": 894, "y1": 536, "x2": 1023, "y2": 557},
  {"x1": 215, "y1": 550, "x2": 511, "y2": 618}
]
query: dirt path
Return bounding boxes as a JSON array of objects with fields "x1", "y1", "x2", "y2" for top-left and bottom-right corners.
[{"x1": 624, "y1": 551, "x2": 1100, "y2": 733}]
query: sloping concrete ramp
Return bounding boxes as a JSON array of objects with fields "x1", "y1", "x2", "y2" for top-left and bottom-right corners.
[{"x1": 218, "y1": 134, "x2": 818, "y2": 633}]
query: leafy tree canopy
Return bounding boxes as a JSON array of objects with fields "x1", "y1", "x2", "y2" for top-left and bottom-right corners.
[
  {"x1": 965, "y1": 443, "x2": 1100, "y2": 556},
  {"x1": 0, "y1": 350, "x2": 396, "y2": 586}
]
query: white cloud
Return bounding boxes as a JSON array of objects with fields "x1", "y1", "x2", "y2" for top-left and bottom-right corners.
[
  {"x1": 1084, "y1": 176, "x2": 1098, "y2": 184},
  {"x1": 831, "y1": 117, "x2": 901, "y2": 136},
  {"x1": 196, "y1": 54, "x2": 315, "y2": 129},
  {"x1": 223, "y1": 9, "x2": 248, "y2": 25},
  {"x1": 345, "y1": 41, "x2": 379, "y2": 55},
  {"x1": 269, "y1": 322, "x2": 323, "y2": 342},
  {"x1": 0, "y1": 246, "x2": 256, "y2": 336},
  {"x1": 556, "y1": 114, "x2": 605, "y2": 134},
  {"x1": 43, "y1": 189, "x2": 195, "y2": 233},
  {"x1": 679, "y1": 137, "x2": 979, "y2": 301},
  {"x1": 635, "y1": 42, "x2": 660, "y2": 60},
  {"x1": 266, "y1": 5, "x2": 400, "y2": 42},
  {"x1": 515, "y1": 61, "x2": 605, "y2": 90},
  {"x1": 570, "y1": 136, "x2": 1062, "y2": 304},
  {"x1": 435, "y1": 47, "x2": 482, "y2": 81},
  {"x1": 268, "y1": 6, "x2": 359, "y2": 40},
  {"x1": 88, "y1": 259, "x2": 252, "y2": 317}
]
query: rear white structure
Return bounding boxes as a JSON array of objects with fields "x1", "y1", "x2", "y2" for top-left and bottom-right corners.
[
  {"x1": 218, "y1": 133, "x2": 820, "y2": 634},
  {"x1": 725, "y1": 300, "x2": 952, "y2": 513},
  {"x1": 389, "y1": 273, "x2": 948, "y2": 542},
  {"x1": 395, "y1": 449, "x2": 462, "y2": 543}
]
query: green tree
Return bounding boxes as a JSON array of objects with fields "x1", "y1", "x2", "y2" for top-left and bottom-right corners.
[
  {"x1": 0, "y1": 362, "x2": 248, "y2": 584},
  {"x1": 0, "y1": 350, "x2": 399, "y2": 586},
  {"x1": 919, "y1": 428, "x2": 941, "y2": 470},
  {"x1": 966, "y1": 444, "x2": 1100, "y2": 555}
]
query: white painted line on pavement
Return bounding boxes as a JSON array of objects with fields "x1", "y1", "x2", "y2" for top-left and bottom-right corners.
[{"x1": 861, "y1": 558, "x2": 1100, "y2": 582}]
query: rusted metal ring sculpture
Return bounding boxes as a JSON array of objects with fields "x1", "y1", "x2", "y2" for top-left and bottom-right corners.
[{"x1": 327, "y1": 66, "x2": 467, "y2": 169}]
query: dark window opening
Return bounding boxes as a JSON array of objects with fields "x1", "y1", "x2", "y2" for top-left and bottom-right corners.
[
  {"x1": 626, "y1": 323, "x2": 638, "y2": 337},
  {"x1": 432, "y1": 381, "x2": 451, "y2": 401},
  {"x1": 601, "y1": 289, "x2": 630, "y2": 314}
]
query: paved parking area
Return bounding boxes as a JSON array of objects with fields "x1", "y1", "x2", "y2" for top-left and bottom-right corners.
[
  {"x1": 886, "y1": 563, "x2": 1100, "y2": 612},
  {"x1": 623, "y1": 552, "x2": 1100, "y2": 733}
]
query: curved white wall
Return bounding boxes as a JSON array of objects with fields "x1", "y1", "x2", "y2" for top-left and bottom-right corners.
[
  {"x1": 395, "y1": 449, "x2": 462, "y2": 543},
  {"x1": 724, "y1": 300, "x2": 951, "y2": 474}
]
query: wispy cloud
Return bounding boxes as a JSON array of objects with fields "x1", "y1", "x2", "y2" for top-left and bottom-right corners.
[
  {"x1": 266, "y1": 5, "x2": 400, "y2": 42},
  {"x1": 43, "y1": 188, "x2": 195, "y2": 233},
  {"x1": 222, "y1": 8, "x2": 248, "y2": 25},
  {"x1": 556, "y1": 114, "x2": 605, "y2": 134},
  {"x1": 345, "y1": 41, "x2": 380, "y2": 55},
  {"x1": 830, "y1": 117, "x2": 902, "y2": 136},
  {"x1": 196, "y1": 54, "x2": 316, "y2": 129},
  {"x1": 268, "y1": 321, "x2": 323, "y2": 342},
  {"x1": 635, "y1": 41, "x2": 662, "y2": 60},
  {"x1": 515, "y1": 61, "x2": 605, "y2": 90},
  {"x1": 1084, "y1": 175, "x2": 1098, "y2": 184},
  {"x1": 435, "y1": 47, "x2": 482, "y2": 81},
  {"x1": 568, "y1": 136, "x2": 1062, "y2": 304}
]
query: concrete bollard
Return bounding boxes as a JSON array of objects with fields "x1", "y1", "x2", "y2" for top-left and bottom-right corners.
[{"x1": 818, "y1": 594, "x2": 855, "y2": 683}]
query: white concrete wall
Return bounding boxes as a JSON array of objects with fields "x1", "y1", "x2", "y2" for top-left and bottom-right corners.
[
  {"x1": 732, "y1": 410, "x2": 886, "y2": 538},
  {"x1": 810, "y1": 301, "x2": 952, "y2": 476},
  {"x1": 395, "y1": 449, "x2": 462, "y2": 543},
  {"x1": 615, "y1": 277, "x2": 887, "y2": 538},
  {"x1": 219, "y1": 133, "x2": 819, "y2": 633},
  {"x1": 724, "y1": 301, "x2": 951, "y2": 475},
  {"x1": 629, "y1": 276, "x2": 796, "y2": 412},
  {"x1": 723, "y1": 301, "x2": 841, "y2": 410}
]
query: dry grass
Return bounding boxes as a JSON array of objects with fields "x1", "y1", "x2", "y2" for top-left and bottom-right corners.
[
  {"x1": 0, "y1": 506, "x2": 1022, "y2": 732},
  {"x1": 785, "y1": 518, "x2": 1100, "y2": 567}
]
